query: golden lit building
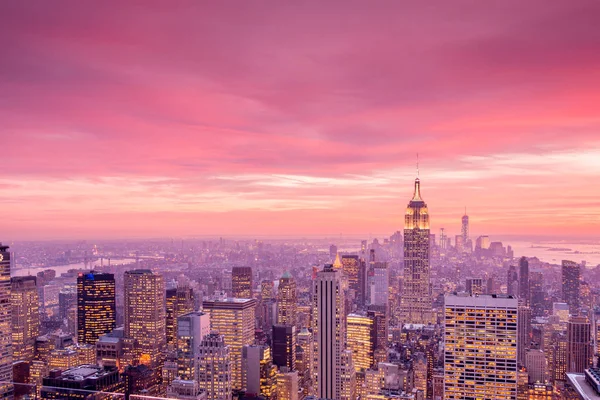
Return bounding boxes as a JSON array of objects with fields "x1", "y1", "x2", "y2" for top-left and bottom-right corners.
[
  {"x1": 48, "y1": 348, "x2": 79, "y2": 370},
  {"x1": 203, "y1": 296, "x2": 256, "y2": 391},
  {"x1": 0, "y1": 244, "x2": 13, "y2": 398},
  {"x1": 231, "y1": 266, "x2": 253, "y2": 298},
  {"x1": 347, "y1": 312, "x2": 374, "y2": 371},
  {"x1": 166, "y1": 284, "x2": 195, "y2": 350},
  {"x1": 444, "y1": 294, "x2": 518, "y2": 400},
  {"x1": 277, "y1": 272, "x2": 298, "y2": 327},
  {"x1": 124, "y1": 269, "x2": 166, "y2": 367},
  {"x1": 77, "y1": 271, "x2": 116, "y2": 345},
  {"x1": 413, "y1": 352, "x2": 428, "y2": 397},
  {"x1": 11, "y1": 276, "x2": 40, "y2": 362},
  {"x1": 197, "y1": 333, "x2": 232, "y2": 400},
  {"x1": 341, "y1": 255, "x2": 361, "y2": 303},
  {"x1": 400, "y1": 178, "x2": 433, "y2": 324}
]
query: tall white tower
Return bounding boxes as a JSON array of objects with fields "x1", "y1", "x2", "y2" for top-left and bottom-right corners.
[{"x1": 313, "y1": 264, "x2": 345, "y2": 399}]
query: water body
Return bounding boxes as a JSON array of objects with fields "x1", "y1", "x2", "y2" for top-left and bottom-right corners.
[
  {"x1": 509, "y1": 241, "x2": 600, "y2": 267},
  {"x1": 11, "y1": 258, "x2": 138, "y2": 277}
]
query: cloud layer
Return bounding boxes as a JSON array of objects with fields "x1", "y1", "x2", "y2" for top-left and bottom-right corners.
[{"x1": 1, "y1": 1, "x2": 599, "y2": 239}]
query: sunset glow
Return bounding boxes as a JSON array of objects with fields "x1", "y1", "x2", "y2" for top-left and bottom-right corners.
[{"x1": 2, "y1": 1, "x2": 600, "y2": 239}]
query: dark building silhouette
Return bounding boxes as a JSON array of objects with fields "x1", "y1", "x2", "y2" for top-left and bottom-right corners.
[{"x1": 77, "y1": 272, "x2": 116, "y2": 345}]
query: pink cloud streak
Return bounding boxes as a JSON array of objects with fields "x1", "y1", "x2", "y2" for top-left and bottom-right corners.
[{"x1": 1, "y1": 1, "x2": 599, "y2": 239}]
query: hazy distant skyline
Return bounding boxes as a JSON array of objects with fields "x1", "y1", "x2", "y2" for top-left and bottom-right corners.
[{"x1": 1, "y1": 1, "x2": 599, "y2": 239}]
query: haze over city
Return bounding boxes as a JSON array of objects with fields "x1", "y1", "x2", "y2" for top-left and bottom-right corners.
[{"x1": 2, "y1": 1, "x2": 600, "y2": 240}]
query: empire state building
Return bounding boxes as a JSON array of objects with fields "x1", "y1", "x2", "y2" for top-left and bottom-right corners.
[{"x1": 400, "y1": 178, "x2": 433, "y2": 324}]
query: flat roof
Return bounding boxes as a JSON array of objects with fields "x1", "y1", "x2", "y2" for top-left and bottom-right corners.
[{"x1": 567, "y1": 373, "x2": 600, "y2": 400}]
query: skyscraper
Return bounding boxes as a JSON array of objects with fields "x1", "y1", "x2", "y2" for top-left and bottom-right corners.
[
  {"x1": 339, "y1": 350, "x2": 356, "y2": 400},
  {"x1": 0, "y1": 244, "x2": 12, "y2": 398},
  {"x1": 272, "y1": 324, "x2": 296, "y2": 371},
  {"x1": 400, "y1": 178, "x2": 432, "y2": 324},
  {"x1": 368, "y1": 260, "x2": 388, "y2": 307},
  {"x1": 566, "y1": 316, "x2": 592, "y2": 373},
  {"x1": 518, "y1": 305, "x2": 532, "y2": 365},
  {"x1": 242, "y1": 345, "x2": 277, "y2": 399},
  {"x1": 124, "y1": 269, "x2": 166, "y2": 367},
  {"x1": 197, "y1": 333, "x2": 232, "y2": 400},
  {"x1": 176, "y1": 311, "x2": 210, "y2": 380},
  {"x1": 203, "y1": 296, "x2": 257, "y2": 391},
  {"x1": 529, "y1": 272, "x2": 545, "y2": 317},
  {"x1": 166, "y1": 284, "x2": 195, "y2": 349},
  {"x1": 507, "y1": 265, "x2": 519, "y2": 297},
  {"x1": 277, "y1": 272, "x2": 297, "y2": 326},
  {"x1": 232, "y1": 266, "x2": 253, "y2": 298},
  {"x1": 313, "y1": 264, "x2": 345, "y2": 399},
  {"x1": 346, "y1": 312, "x2": 374, "y2": 371},
  {"x1": 444, "y1": 294, "x2": 518, "y2": 400},
  {"x1": 562, "y1": 260, "x2": 580, "y2": 313},
  {"x1": 519, "y1": 257, "x2": 530, "y2": 306},
  {"x1": 11, "y1": 276, "x2": 40, "y2": 363},
  {"x1": 77, "y1": 271, "x2": 116, "y2": 345},
  {"x1": 296, "y1": 328, "x2": 314, "y2": 397},
  {"x1": 341, "y1": 255, "x2": 361, "y2": 304}
]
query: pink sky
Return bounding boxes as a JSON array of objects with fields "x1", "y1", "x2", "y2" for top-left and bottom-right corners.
[{"x1": 1, "y1": 1, "x2": 600, "y2": 240}]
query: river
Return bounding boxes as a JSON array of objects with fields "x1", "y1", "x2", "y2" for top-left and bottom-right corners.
[{"x1": 11, "y1": 258, "x2": 138, "y2": 277}]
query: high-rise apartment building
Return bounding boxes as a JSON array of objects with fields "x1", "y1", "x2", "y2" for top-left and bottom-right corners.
[
  {"x1": 231, "y1": 266, "x2": 253, "y2": 299},
  {"x1": 166, "y1": 284, "x2": 195, "y2": 349},
  {"x1": 519, "y1": 257, "x2": 530, "y2": 306},
  {"x1": 77, "y1": 271, "x2": 116, "y2": 345},
  {"x1": 202, "y1": 296, "x2": 256, "y2": 391},
  {"x1": 566, "y1": 316, "x2": 592, "y2": 373},
  {"x1": 272, "y1": 324, "x2": 296, "y2": 371},
  {"x1": 11, "y1": 276, "x2": 40, "y2": 362},
  {"x1": 444, "y1": 294, "x2": 518, "y2": 400},
  {"x1": 277, "y1": 272, "x2": 297, "y2": 326},
  {"x1": 242, "y1": 345, "x2": 277, "y2": 399},
  {"x1": 346, "y1": 312, "x2": 374, "y2": 371},
  {"x1": 124, "y1": 269, "x2": 166, "y2": 367},
  {"x1": 562, "y1": 260, "x2": 580, "y2": 313},
  {"x1": 313, "y1": 264, "x2": 345, "y2": 399},
  {"x1": 400, "y1": 178, "x2": 433, "y2": 324},
  {"x1": 0, "y1": 244, "x2": 12, "y2": 398},
  {"x1": 176, "y1": 311, "x2": 210, "y2": 380},
  {"x1": 518, "y1": 305, "x2": 532, "y2": 365},
  {"x1": 197, "y1": 333, "x2": 232, "y2": 400}
]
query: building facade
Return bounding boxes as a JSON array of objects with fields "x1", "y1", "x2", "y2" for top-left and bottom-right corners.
[
  {"x1": 444, "y1": 294, "x2": 518, "y2": 400},
  {"x1": 77, "y1": 271, "x2": 116, "y2": 345}
]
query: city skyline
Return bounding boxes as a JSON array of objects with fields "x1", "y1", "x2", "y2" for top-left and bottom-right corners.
[{"x1": 2, "y1": 2, "x2": 600, "y2": 239}]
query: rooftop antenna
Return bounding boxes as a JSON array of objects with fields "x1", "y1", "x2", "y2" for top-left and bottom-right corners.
[{"x1": 416, "y1": 153, "x2": 420, "y2": 178}]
